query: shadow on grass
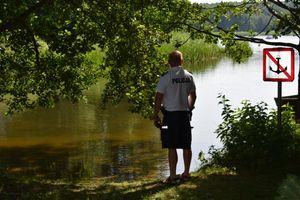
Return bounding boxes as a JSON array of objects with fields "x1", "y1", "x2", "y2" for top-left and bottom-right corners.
[
  {"x1": 0, "y1": 144, "x2": 170, "y2": 199},
  {"x1": 177, "y1": 171, "x2": 284, "y2": 200},
  {"x1": 1, "y1": 153, "x2": 300, "y2": 200},
  {"x1": 0, "y1": 175, "x2": 179, "y2": 200},
  {"x1": 174, "y1": 164, "x2": 300, "y2": 200},
  {"x1": 0, "y1": 166, "x2": 300, "y2": 200},
  {"x1": 2, "y1": 167, "x2": 300, "y2": 200}
]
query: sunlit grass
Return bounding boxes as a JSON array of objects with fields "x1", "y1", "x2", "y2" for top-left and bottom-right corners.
[
  {"x1": 84, "y1": 32, "x2": 225, "y2": 73},
  {"x1": 2, "y1": 164, "x2": 300, "y2": 200},
  {"x1": 159, "y1": 32, "x2": 224, "y2": 64},
  {"x1": 85, "y1": 46, "x2": 105, "y2": 67}
]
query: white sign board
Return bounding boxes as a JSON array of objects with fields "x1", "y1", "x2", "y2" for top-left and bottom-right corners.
[{"x1": 263, "y1": 48, "x2": 294, "y2": 82}]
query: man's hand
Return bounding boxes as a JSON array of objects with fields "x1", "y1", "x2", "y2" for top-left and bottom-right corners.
[
  {"x1": 153, "y1": 92, "x2": 163, "y2": 129},
  {"x1": 153, "y1": 115, "x2": 162, "y2": 129}
]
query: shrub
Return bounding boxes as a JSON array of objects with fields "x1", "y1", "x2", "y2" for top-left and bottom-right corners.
[{"x1": 207, "y1": 95, "x2": 297, "y2": 170}]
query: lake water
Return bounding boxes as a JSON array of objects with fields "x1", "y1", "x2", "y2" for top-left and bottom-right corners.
[{"x1": 0, "y1": 36, "x2": 299, "y2": 181}]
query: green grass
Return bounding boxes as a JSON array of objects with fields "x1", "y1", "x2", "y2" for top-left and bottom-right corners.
[
  {"x1": 1, "y1": 126, "x2": 300, "y2": 200},
  {"x1": 1, "y1": 160, "x2": 300, "y2": 200},
  {"x1": 2, "y1": 104, "x2": 299, "y2": 200},
  {"x1": 85, "y1": 46, "x2": 105, "y2": 67},
  {"x1": 84, "y1": 32, "x2": 225, "y2": 74},
  {"x1": 158, "y1": 32, "x2": 224, "y2": 64}
]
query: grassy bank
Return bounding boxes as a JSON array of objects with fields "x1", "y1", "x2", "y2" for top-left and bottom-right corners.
[
  {"x1": 84, "y1": 32, "x2": 225, "y2": 72},
  {"x1": 158, "y1": 32, "x2": 224, "y2": 64},
  {"x1": 1, "y1": 162, "x2": 300, "y2": 200},
  {"x1": 158, "y1": 32, "x2": 225, "y2": 73},
  {"x1": 1, "y1": 125, "x2": 300, "y2": 199},
  {"x1": 2, "y1": 123, "x2": 299, "y2": 200}
]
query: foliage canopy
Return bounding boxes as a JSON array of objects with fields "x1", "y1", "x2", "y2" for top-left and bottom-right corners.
[{"x1": 1, "y1": 0, "x2": 300, "y2": 116}]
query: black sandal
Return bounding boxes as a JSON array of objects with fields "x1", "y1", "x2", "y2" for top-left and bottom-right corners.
[
  {"x1": 162, "y1": 175, "x2": 180, "y2": 184},
  {"x1": 180, "y1": 174, "x2": 191, "y2": 182}
]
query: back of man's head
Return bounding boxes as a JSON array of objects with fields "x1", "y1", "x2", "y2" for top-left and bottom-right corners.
[{"x1": 168, "y1": 50, "x2": 183, "y2": 67}]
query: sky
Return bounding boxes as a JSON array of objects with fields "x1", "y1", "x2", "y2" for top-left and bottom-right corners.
[{"x1": 190, "y1": 0, "x2": 241, "y2": 3}]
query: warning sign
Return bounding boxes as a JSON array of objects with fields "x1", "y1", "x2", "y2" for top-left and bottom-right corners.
[{"x1": 263, "y1": 47, "x2": 295, "y2": 82}]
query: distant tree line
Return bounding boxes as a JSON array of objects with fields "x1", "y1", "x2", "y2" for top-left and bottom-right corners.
[
  {"x1": 203, "y1": 3, "x2": 275, "y2": 33},
  {"x1": 219, "y1": 12, "x2": 272, "y2": 33}
]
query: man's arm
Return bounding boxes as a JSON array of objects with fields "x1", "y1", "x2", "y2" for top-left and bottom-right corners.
[
  {"x1": 188, "y1": 91, "x2": 196, "y2": 111},
  {"x1": 153, "y1": 92, "x2": 163, "y2": 128}
]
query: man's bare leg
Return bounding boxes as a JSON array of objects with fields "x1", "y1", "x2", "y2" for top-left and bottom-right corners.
[
  {"x1": 183, "y1": 149, "x2": 192, "y2": 176},
  {"x1": 168, "y1": 148, "x2": 178, "y2": 178}
]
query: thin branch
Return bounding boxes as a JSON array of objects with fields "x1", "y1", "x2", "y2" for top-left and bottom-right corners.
[
  {"x1": 25, "y1": 24, "x2": 40, "y2": 67},
  {"x1": 255, "y1": 14, "x2": 274, "y2": 36},
  {"x1": 184, "y1": 23, "x2": 222, "y2": 39},
  {"x1": 203, "y1": 1, "x2": 256, "y2": 10},
  {"x1": 292, "y1": 30, "x2": 300, "y2": 39},
  {"x1": 263, "y1": 0, "x2": 300, "y2": 36},
  {"x1": 185, "y1": 22, "x2": 299, "y2": 50},
  {"x1": 263, "y1": 0, "x2": 284, "y2": 21},
  {"x1": 269, "y1": 0, "x2": 299, "y2": 13},
  {"x1": 177, "y1": 35, "x2": 192, "y2": 48},
  {"x1": 235, "y1": 34, "x2": 299, "y2": 49},
  {"x1": 141, "y1": 0, "x2": 144, "y2": 22},
  {"x1": 269, "y1": 0, "x2": 300, "y2": 25}
]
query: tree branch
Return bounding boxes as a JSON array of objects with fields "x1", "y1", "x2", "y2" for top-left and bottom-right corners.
[
  {"x1": 235, "y1": 34, "x2": 299, "y2": 49},
  {"x1": 25, "y1": 24, "x2": 40, "y2": 67},
  {"x1": 269, "y1": 0, "x2": 299, "y2": 13},
  {"x1": 186, "y1": 22, "x2": 299, "y2": 50},
  {"x1": 184, "y1": 23, "x2": 222, "y2": 39},
  {"x1": 269, "y1": 0, "x2": 300, "y2": 26},
  {"x1": 263, "y1": 0, "x2": 300, "y2": 37},
  {"x1": 263, "y1": 0, "x2": 284, "y2": 21},
  {"x1": 256, "y1": 14, "x2": 274, "y2": 36}
]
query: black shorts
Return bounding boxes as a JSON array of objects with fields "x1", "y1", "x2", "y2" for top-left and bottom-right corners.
[{"x1": 160, "y1": 110, "x2": 192, "y2": 149}]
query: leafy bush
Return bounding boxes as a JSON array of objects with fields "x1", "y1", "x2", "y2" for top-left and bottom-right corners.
[{"x1": 207, "y1": 95, "x2": 297, "y2": 170}]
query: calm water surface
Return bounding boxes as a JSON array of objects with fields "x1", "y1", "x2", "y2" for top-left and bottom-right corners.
[{"x1": 0, "y1": 36, "x2": 299, "y2": 181}]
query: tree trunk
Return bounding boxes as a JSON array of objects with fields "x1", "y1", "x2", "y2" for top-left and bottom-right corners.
[{"x1": 297, "y1": 49, "x2": 300, "y2": 121}]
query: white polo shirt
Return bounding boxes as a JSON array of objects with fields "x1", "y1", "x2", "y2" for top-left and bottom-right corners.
[{"x1": 156, "y1": 66, "x2": 196, "y2": 111}]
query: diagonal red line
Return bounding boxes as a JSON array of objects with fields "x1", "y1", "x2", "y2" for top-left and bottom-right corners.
[{"x1": 266, "y1": 51, "x2": 292, "y2": 79}]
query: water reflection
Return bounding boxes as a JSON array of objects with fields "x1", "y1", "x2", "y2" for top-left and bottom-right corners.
[
  {"x1": 0, "y1": 136, "x2": 168, "y2": 181},
  {"x1": 0, "y1": 91, "x2": 169, "y2": 181}
]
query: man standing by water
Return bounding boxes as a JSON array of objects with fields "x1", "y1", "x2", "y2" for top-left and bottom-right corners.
[{"x1": 153, "y1": 50, "x2": 197, "y2": 183}]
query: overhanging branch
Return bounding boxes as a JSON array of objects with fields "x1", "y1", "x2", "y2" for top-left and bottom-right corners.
[
  {"x1": 268, "y1": 0, "x2": 299, "y2": 13},
  {"x1": 25, "y1": 24, "x2": 40, "y2": 67},
  {"x1": 263, "y1": 0, "x2": 284, "y2": 22},
  {"x1": 185, "y1": 22, "x2": 299, "y2": 50},
  {"x1": 234, "y1": 34, "x2": 299, "y2": 49},
  {"x1": 264, "y1": 0, "x2": 300, "y2": 34},
  {"x1": 184, "y1": 23, "x2": 222, "y2": 39}
]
